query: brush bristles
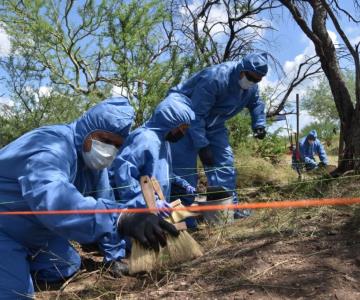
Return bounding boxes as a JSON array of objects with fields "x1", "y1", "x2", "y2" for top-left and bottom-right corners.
[
  {"x1": 167, "y1": 231, "x2": 203, "y2": 263},
  {"x1": 129, "y1": 232, "x2": 203, "y2": 274},
  {"x1": 129, "y1": 240, "x2": 158, "y2": 274}
]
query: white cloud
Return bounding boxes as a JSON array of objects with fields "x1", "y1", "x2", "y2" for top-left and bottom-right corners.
[
  {"x1": 0, "y1": 27, "x2": 10, "y2": 57},
  {"x1": 328, "y1": 30, "x2": 339, "y2": 47},
  {"x1": 0, "y1": 97, "x2": 13, "y2": 106},
  {"x1": 0, "y1": 97, "x2": 14, "y2": 117},
  {"x1": 111, "y1": 85, "x2": 130, "y2": 98},
  {"x1": 38, "y1": 86, "x2": 52, "y2": 98}
]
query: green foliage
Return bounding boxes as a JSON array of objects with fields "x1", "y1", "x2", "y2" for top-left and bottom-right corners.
[
  {"x1": 0, "y1": 0, "x2": 186, "y2": 128},
  {"x1": 106, "y1": 0, "x2": 182, "y2": 125},
  {"x1": 227, "y1": 112, "x2": 252, "y2": 148},
  {"x1": 0, "y1": 91, "x2": 87, "y2": 147},
  {"x1": 0, "y1": 0, "x2": 273, "y2": 148},
  {"x1": 302, "y1": 71, "x2": 355, "y2": 124},
  {"x1": 254, "y1": 128, "x2": 288, "y2": 164}
]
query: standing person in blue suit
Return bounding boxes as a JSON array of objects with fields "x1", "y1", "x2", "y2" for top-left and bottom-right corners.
[
  {"x1": 0, "y1": 97, "x2": 179, "y2": 299},
  {"x1": 292, "y1": 129, "x2": 328, "y2": 171},
  {"x1": 110, "y1": 93, "x2": 196, "y2": 212},
  {"x1": 167, "y1": 53, "x2": 269, "y2": 220}
]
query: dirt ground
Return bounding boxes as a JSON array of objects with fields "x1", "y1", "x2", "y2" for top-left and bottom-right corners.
[{"x1": 36, "y1": 204, "x2": 360, "y2": 300}]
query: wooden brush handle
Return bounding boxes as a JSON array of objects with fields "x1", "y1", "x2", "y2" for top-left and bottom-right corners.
[
  {"x1": 151, "y1": 177, "x2": 165, "y2": 201},
  {"x1": 140, "y1": 176, "x2": 157, "y2": 214}
]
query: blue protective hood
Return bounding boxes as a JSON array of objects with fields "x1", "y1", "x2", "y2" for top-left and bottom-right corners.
[
  {"x1": 307, "y1": 130, "x2": 317, "y2": 140},
  {"x1": 238, "y1": 52, "x2": 268, "y2": 76},
  {"x1": 73, "y1": 97, "x2": 135, "y2": 153},
  {"x1": 144, "y1": 94, "x2": 195, "y2": 137}
]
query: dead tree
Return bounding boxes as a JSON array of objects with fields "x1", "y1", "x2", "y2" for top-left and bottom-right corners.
[
  {"x1": 175, "y1": 0, "x2": 280, "y2": 67},
  {"x1": 266, "y1": 55, "x2": 322, "y2": 118}
]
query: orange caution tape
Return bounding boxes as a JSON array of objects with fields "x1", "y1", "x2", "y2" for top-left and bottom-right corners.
[{"x1": 0, "y1": 197, "x2": 359, "y2": 215}]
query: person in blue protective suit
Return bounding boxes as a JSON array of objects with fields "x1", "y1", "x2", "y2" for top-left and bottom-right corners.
[
  {"x1": 292, "y1": 129, "x2": 328, "y2": 171},
  {"x1": 0, "y1": 97, "x2": 179, "y2": 299},
  {"x1": 110, "y1": 93, "x2": 196, "y2": 213},
  {"x1": 167, "y1": 52, "x2": 268, "y2": 221}
]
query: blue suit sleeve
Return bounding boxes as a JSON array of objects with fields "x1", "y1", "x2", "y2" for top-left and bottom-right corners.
[
  {"x1": 299, "y1": 142, "x2": 315, "y2": 165},
  {"x1": 95, "y1": 170, "x2": 115, "y2": 200},
  {"x1": 187, "y1": 77, "x2": 218, "y2": 149},
  {"x1": 246, "y1": 87, "x2": 266, "y2": 130},
  {"x1": 91, "y1": 169, "x2": 125, "y2": 262},
  {"x1": 18, "y1": 145, "x2": 119, "y2": 244},
  {"x1": 316, "y1": 142, "x2": 328, "y2": 164},
  {"x1": 112, "y1": 136, "x2": 161, "y2": 208},
  {"x1": 170, "y1": 172, "x2": 192, "y2": 189},
  {"x1": 304, "y1": 157, "x2": 317, "y2": 167},
  {"x1": 113, "y1": 156, "x2": 146, "y2": 208}
]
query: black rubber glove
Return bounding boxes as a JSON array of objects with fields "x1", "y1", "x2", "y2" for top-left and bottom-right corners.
[
  {"x1": 118, "y1": 213, "x2": 179, "y2": 252},
  {"x1": 199, "y1": 146, "x2": 215, "y2": 166},
  {"x1": 253, "y1": 127, "x2": 266, "y2": 139}
]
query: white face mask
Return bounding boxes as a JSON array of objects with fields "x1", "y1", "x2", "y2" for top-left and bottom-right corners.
[
  {"x1": 239, "y1": 76, "x2": 255, "y2": 90},
  {"x1": 82, "y1": 139, "x2": 118, "y2": 170}
]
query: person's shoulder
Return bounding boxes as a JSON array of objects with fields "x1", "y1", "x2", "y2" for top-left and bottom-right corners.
[
  {"x1": 40, "y1": 126, "x2": 76, "y2": 159},
  {"x1": 315, "y1": 139, "x2": 323, "y2": 146},
  {"x1": 299, "y1": 137, "x2": 307, "y2": 145},
  {"x1": 214, "y1": 61, "x2": 237, "y2": 76},
  {"x1": 132, "y1": 128, "x2": 160, "y2": 144},
  {"x1": 122, "y1": 128, "x2": 161, "y2": 154}
]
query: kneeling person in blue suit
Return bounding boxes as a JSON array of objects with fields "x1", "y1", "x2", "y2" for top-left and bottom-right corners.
[{"x1": 292, "y1": 129, "x2": 328, "y2": 171}]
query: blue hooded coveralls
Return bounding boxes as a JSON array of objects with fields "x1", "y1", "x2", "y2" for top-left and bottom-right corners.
[
  {"x1": 0, "y1": 97, "x2": 134, "y2": 299},
  {"x1": 110, "y1": 93, "x2": 195, "y2": 207},
  {"x1": 168, "y1": 53, "x2": 268, "y2": 211},
  {"x1": 293, "y1": 130, "x2": 328, "y2": 170}
]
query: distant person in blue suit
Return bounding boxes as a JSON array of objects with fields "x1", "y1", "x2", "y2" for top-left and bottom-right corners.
[{"x1": 292, "y1": 129, "x2": 328, "y2": 171}]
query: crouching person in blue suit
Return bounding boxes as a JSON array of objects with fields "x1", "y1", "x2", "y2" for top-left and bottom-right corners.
[
  {"x1": 167, "y1": 52, "x2": 269, "y2": 221},
  {"x1": 0, "y1": 97, "x2": 178, "y2": 299},
  {"x1": 292, "y1": 129, "x2": 328, "y2": 172}
]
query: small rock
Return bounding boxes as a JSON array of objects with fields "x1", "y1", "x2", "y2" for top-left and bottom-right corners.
[
  {"x1": 248, "y1": 289, "x2": 255, "y2": 295},
  {"x1": 344, "y1": 274, "x2": 357, "y2": 283},
  {"x1": 327, "y1": 231, "x2": 337, "y2": 235}
]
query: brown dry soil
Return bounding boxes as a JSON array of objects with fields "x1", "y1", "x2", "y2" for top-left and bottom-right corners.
[{"x1": 36, "y1": 204, "x2": 360, "y2": 300}]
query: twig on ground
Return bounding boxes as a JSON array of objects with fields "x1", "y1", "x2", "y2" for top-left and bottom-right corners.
[
  {"x1": 55, "y1": 269, "x2": 87, "y2": 300},
  {"x1": 249, "y1": 249, "x2": 329, "y2": 280}
]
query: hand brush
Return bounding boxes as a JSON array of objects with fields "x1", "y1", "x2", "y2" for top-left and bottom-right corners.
[{"x1": 151, "y1": 177, "x2": 203, "y2": 265}]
